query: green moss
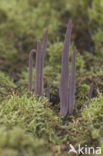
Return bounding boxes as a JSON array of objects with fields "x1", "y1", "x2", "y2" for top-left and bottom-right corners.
[
  {"x1": 17, "y1": 69, "x2": 36, "y2": 93},
  {"x1": 60, "y1": 93, "x2": 103, "y2": 147},
  {"x1": 88, "y1": 0, "x2": 103, "y2": 57},
  {"x1": 0, "y1": 0, "x2": 92, "y2": 75},
  {"x1": 0, "y1": 0, "x2": 60, "y2": 73},
  {"x1": 0, "y1": 93, "x2": 62, "y2": 144},
  {"x1": 0, "y1": 126, "x2": 51, "y2": 156},
  {"x1": 73, "y1": 84, "x2": 90, "y2": 115},
  {"x1": 101, "y1": 141, "x2": 103, "y2": 155},
  {"x1": 76, "y1": 84, "x2": 90, "y2": 99},
  {"x1": 0, "y1": 71, "x2": 16, "y2": 96},
  {"x1": 82, "y1": 92, "x2": 103, "y2": 140},
  {"x1": 0, "y1": 0, "x2": 103, "y2": 154},
  {"x1": 0, "y1": 88, "x2": 102, "y2": 154}
]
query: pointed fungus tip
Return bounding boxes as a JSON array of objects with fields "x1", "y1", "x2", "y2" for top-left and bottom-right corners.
[
  {"x1": 66, "y1": 20, "x2": 72, "y2": 30},
  {"x1": 37, "y1": 40, "x2": 41, "y2": 43},
  {"x1": 37, "y1": 40, "x2": 41, "y2": 45},
  {"x1": 69, "y1": 19, "x2": 72, "y2": 24},
  {"x1": 90, "y1": 82, "x2": 94, "y2": 89},
  {"x1": 31, "y1": 49, "x2": 36, "y2": 53},
  {"x1": 67, "y1": 19, "x2": 72, "y2": 26},
  {"x1": 44, "y1": 29, "x2": 48, "y2": 35},
  {"x1": 29, "y1": 49, "x2": 36, "y2": 56},
  {"x1": 45, "y1": 29, "x2": 48, "y2": 33},
  {"x1": 88, "y1": 82, "x2": 94, "y2": 99}
]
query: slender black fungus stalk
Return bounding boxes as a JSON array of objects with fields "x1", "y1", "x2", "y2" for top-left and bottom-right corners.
[
  {"x1": 46, "y1": 83, "x2": 50, "y2": 101},
  {"x1": 28, "y1": 49, "x2": 36, "y2": 92},
  {"x1": 40, "y1": 29, "x2": 48, "y2": 95},
  {"x1": 35, "y1": 40, "x2": 42, "y2": 96},
  {"x1": 59, "y1": 20, "x2": 72, "y2": 117},
  {"x1": 69, "y1": 47, "x2": 77, "y2": 115},
  {"x1": 42, "y1": 29, "x2": 48, "y2": 56},
  {"x1": 88, "y1": 83, "x2": 94, "y2": 99},
  {"x1": 35, "y1": 30, "x2": 48, "y2": 96}
]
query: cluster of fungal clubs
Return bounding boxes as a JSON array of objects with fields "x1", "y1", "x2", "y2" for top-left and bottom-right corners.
[
  {"x1": 28, "y1": 29, "x2": 48, "y2": 96},
  {"x1": 28, "y1": 20, "x2": 94, "y2": 117}
]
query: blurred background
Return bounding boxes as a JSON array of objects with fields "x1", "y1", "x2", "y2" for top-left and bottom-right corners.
[{"x1": 0, "y1": 0, "x2": 103, "y2": 98}]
